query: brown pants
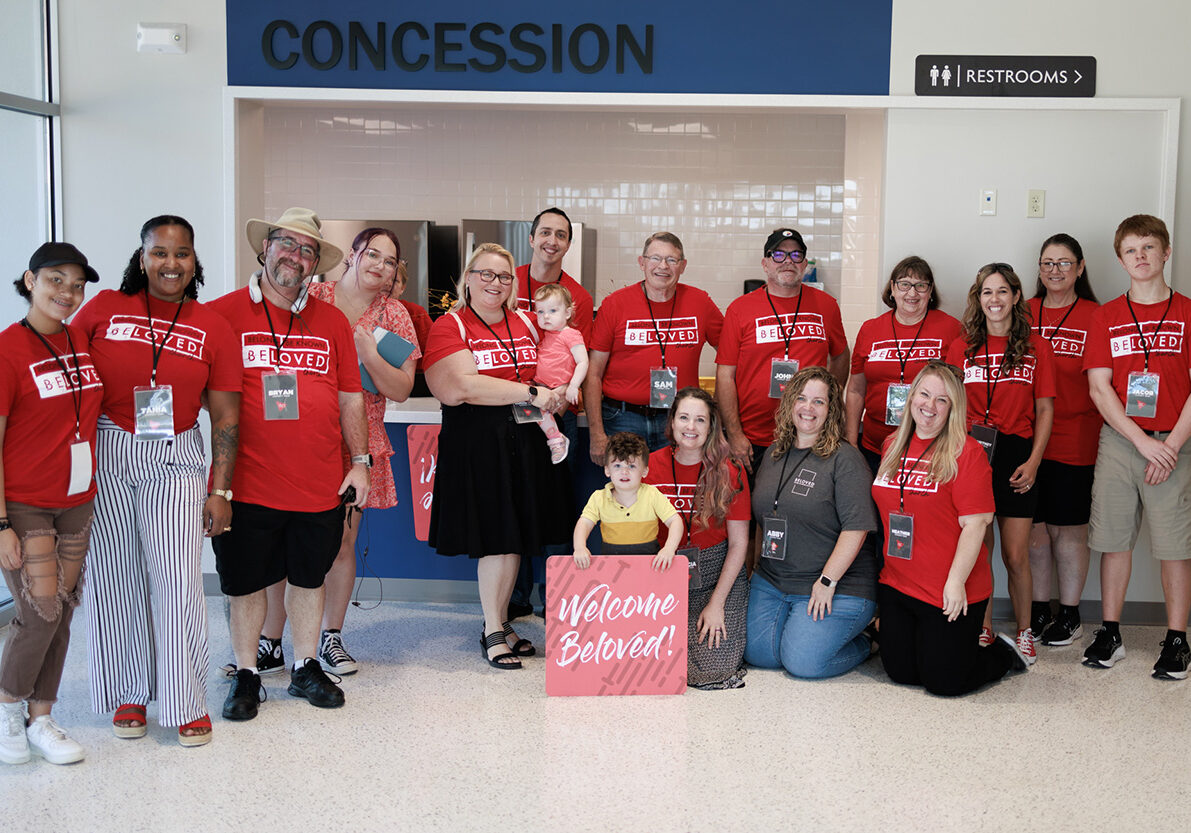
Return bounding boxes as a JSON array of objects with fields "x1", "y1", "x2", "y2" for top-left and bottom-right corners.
[{"x1": 0, "y1": 500, "x2": 92, "y2": 705}]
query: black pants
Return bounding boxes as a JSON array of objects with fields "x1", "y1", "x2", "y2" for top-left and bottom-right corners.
[{"x1": 878, "y1": 584, "x2": 1012, "y2": 697}]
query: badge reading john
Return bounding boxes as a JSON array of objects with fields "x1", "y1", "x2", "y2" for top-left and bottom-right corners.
[
  {"x1": 769, "y1": 358, "x2": 800, "y2": 399},
  {"x1": 133, "y1": 385, "x2": 175, "y2": 441},
  {"x1": 263, "y1": 373, "x2": 299, "y2": 420},
  {"x1": 650, "y1": 367, "x2": 678, "y2": 409},
  {"x1": 1125, "y1": 371, "x2": 1159, "y2": 419}
]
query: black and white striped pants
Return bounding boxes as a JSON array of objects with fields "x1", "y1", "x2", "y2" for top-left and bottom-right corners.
[{"x1": 84, "y1": 416, "x2": 210, "y2": 727}]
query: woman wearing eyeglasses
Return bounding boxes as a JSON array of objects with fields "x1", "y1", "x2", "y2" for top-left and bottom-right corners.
[
  {"x1": 946, "y1": 264, "x2": 1056, "y2": 664},
  {"x1": 424, "y1": 244, "x2": 571, "y2": 669},
  {"x1": 255, "y1": 228, "x2": 421, "y2": 675},
  {"x1": 1026, "y1": 235, "x2": 1100, "y2": 647},
  {"x1": 846, "y1": 256, "x2": 961, "y2": 474}
]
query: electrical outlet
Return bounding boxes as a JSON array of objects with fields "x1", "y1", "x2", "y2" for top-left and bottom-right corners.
[
  {"x1": 1027, "y1": 189, "x2": 1045, "y2": 218},
  {"x1": 980, "y1": 189, "x2": 997, "y2": 216}
]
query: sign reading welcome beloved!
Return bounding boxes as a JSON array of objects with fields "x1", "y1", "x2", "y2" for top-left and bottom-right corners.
[{"x1": 545, "y1": 555, "x2": 687, "y2": 696}]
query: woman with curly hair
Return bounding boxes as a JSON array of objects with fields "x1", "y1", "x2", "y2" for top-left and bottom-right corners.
[
  {"x1": 946, "y1": 263, "x2": 1055, "y2": 663},
  {"x1": 743, "y1": 366, "x2": 880, "y2": 679},
  {"x1": 644, "y1": 387, "x2": 751, "y2": 689}
]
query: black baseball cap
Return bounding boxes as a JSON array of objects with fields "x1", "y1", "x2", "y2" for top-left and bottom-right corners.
[
  {"x1": 763, "y1": 228, "x2": 806, "y2": 256},
  {"x1": 28, "y1": 242, "x2": 100, "y2": 283}
]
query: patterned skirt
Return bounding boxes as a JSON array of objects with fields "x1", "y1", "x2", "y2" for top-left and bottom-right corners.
[{"x1": 687, "y1": 540, "x2": 749, "y2": 689}]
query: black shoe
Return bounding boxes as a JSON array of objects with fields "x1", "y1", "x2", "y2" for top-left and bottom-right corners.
[
  {"x1": 507, "y1": 600, "x2": 534, "y2": 621},
  {"x1": 994, "y1": 632, "x2": 1030, "y2": 673},
  {"x1": 288, "y1": 658, "x2": 345, "y2": 708},
  {"x1": 222, "y1": 669, "x2": 265, "y2": 721},
  {"x1": 1152, "y1": 635, "x2": 1191, "y2": 680},
  {"x1": 1082, "y1": 627, "x2": 1125, "y2": 668},
  {"x1": 1039, "y1": 615, "x2": 1082, "y2": 647},
  {"x1": 256, "y1": 636, "x2": 285, "y2": 675},
  {"x1": 1030, "y1": 607, "x2": 1054, "y2": 642}
]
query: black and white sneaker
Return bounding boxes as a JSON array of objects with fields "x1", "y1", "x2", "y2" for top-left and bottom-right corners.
[
  {"x1": 318, "y1": 629, "x2": 359, "y2": 675},
  {"x1": 288, "y1": 658, "x2": 345, "y2": 708},
  {"x1": 256, "y1": 636, "x2": 285, "y2": 675},
  {"x1": 1030, "y1": 608, "x2": 1054, "y2": 644},
  {"x1": 1040, "y1": 616, "x2": 1082, "y2": 647},
  {"x1": 1082, "y1": 627, "x2": 1125, "y2": 668},
  {"x1": 1152, "y1": 635, "x2": 1190, "y2": 681}
]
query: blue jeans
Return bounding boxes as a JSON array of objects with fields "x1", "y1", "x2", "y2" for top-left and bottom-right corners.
[
  {"x1": 601, "y1": 402, "x2": 670, "y2": 452},
  {"x1": 744, "y1": 573, "x2": 876, "y2": 679}
]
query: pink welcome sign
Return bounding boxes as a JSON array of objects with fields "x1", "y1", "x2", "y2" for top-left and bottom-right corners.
[
  {"x1": 545, "y1": 555, "x2": 688, "y2": 696},
  {"x1": 405, "y1": 425, "x2": 439, "y2": 541}
]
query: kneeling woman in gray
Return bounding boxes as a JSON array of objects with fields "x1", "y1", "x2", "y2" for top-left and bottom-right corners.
[{"x1": 744, "y1": 366, "x2": 879, "y2": 678}]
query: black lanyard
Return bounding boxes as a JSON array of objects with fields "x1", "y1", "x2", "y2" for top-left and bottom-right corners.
[
  {"x1": 1034, "y1": 298, "x2": 1077, "y2": 347},
  {"x1": 259, "y1": 296, "x2": 297, "y2": 374},
  {"x1": 980, "y1": 340, "x2": 1003, "y2": 425},
  {"x1": 22, "y1": 320, "x2": 84, "y2": 440},
  {"x1": 670, "y1": 449, "x2": 704, "y2": 547},
  {"x1": 641, "y1": 282, "x2": 677, "y2": 368},
  {"x1": 144, "y1": 290, "x2": 186, "y2": 387},
  {"x1": 890, "y1": 312, "x2": 928, "y2": 383},
  {"x1": 765, "y1": 287, "x2": 804, "y2": 361},
  {"x1": 468, "y1": 305, "x2": 524, "y2": 383},
  {"x1": 897, "y1": 434, "x2": 940, "y2": 513},
  {"x1": 771, "y1": 445, "x2": 814, "y2": 513},
  {"x1": 1125, "y1": 289, "x2": 1173, "y2": 373}
]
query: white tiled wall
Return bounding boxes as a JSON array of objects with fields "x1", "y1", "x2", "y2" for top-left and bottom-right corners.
[{"x1": 261, "y1": 106, "x2": 854, "y2": 315}]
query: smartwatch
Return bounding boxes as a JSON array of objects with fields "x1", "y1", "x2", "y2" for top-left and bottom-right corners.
[
  {"x1": 209, "y1": 489, "x2": 233, "y2": 502},
  {"x1": 527, "y1": 385, "x2": 539, "y2": 400},
  {"x1": 351, "y1": 454, "x2": 373, "y2": 469},
  {"x1": 819, "y1": 574, "x2": 838, "y2": 588}
]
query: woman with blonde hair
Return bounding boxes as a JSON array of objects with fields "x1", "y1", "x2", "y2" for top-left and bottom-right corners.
[
  {"x1": 743, "y1": 366, "x2": 879, "y2": 679},
  {"x1": 872, "y1": 362, "x2": 1028, "y2": 695}
]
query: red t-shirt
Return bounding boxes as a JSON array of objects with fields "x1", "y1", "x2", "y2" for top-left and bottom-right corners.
[
  {"x1": 398, "y1": 299, "x2": 433, "y2": 372},
  {"x1": 0, "y1": 322, "x2": 103, "y2": 507},
  {"x1": 872, "y1": 435, "x2": 994, "y2": 608},
  {"x1": 72, "y1": 290, "x2": 242, "y2": 434},
  {"x1": 207, "y1": 287, "x2": 361, "y2": 513},
  {"x1": 1083, "y1": 291, "x2": 1191, "y2": 433},
  {"x1": 423, "y1": 307, "x2": 540, "y2": 383},
  {"x1": 591, "y1": 282, "x2": 723, "y2": 406},
  {"x1": 1027, "y1": 297, "x2": 1102, "y2": 465},
  {"x1": 946, "y1": 333, "x2": 1057, "y2": 438},
  {"x1": 644, "y1": 445, "x2": 751, "y2": 550},
  {"x1": 850, "y1": 309, "x2": 961, "y2": 454},
  {"x1": 716, "y1": 286, "x2": 847, "y2": 446},
  {"x1": 515, "y1": 265, "x2": 594, "y2": 342}
]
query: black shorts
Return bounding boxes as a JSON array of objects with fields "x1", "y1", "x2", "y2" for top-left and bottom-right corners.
[
  {"x1": 990, "y1": 431, "x2": 1040, "y2": 519},
  {"x1": 1033, "y1": 459, "x2": 1094, "y2": 526},
  {"x1": 213, "y1": 500, "x2": 345, "y2": 596}
]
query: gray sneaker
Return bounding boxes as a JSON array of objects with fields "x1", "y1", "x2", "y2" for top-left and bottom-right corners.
[{"x1": 0, "y1": 701, "x2": 30, "y2": 765}]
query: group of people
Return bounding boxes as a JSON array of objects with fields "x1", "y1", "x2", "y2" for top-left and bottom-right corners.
[{"x1": 2, "y1": 203, "x2": 1188, "y2": 766}]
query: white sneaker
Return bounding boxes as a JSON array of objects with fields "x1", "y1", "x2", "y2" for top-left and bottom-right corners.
[
  {"x1": 0, "y1": 701, "x2": 30, "y2": 765},
  {"x1": 25, "y1": 715, "x2": 85, "y2": 765}
]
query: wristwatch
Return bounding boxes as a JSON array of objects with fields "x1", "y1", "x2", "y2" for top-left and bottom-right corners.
[
  {"x1": 351, "y1": 453, "x2": 373, "y2": 469},
  {"x1": 819, "y1": 574, "x2": 838, "y2": 588},
  {"x1": 0, "y1": 518, "x2": 10, "y2": 532},
  {"x1": 527, "y1": 385, "x2": 539, "y2": 400},
  {"x1": 209, "y1": 489, "x2": 233, "y2": 502}
]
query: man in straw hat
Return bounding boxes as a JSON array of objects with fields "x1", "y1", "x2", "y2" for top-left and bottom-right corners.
[{"x1": 208, "y1": 207, "x2": 371, "y2": 720}]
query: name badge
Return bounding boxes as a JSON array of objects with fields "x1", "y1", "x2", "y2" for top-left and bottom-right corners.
[
  {"x1": 678, "y1": 546, "x2": 701, "y2": 589},
  {"x1": 761, "y1": 515, "x2": 787, "y2": 561},
  {"x1": 133, "y1": 385, "x2": 175, "y2": 441},
  {"x1": 885, "y1": 383, "x2": 911, "y2": 426},
  {"x1": 649, "y1": 367, "x2": 677, "y2": 409},
  {"x1": 1125, "y1": 371, "x2": 1160, "y2": 419},
  {"x1": 68, "y1": 440, "x2": 92, "y2": 496},
  {"x1": 511, "y1": 402, "x2": 543, "y2": 423},
  {"x1": 769, "y1": 358, "x2": 800, "y2": 399},
  {"x1": 887, "y1": 512, "x2": 914, "y2": 560},
  {"x1": 263, "y1": 373, "x2": 299, "y2": 420},
  {"x1": 970, "y1": 423, "x2": 997, "y2": 463}
]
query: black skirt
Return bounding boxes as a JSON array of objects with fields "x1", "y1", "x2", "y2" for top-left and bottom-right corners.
[{"x1": 430, "y1": 403, "x2": 573, "y2": 557}]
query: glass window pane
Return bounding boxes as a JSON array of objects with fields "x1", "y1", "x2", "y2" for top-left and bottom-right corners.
[
  {"x1": 0, "y1": 109, "x2": 50, "y2": 325},
  {"x1": 0, "y1": 0, "x2": 48, "y2": 100}
]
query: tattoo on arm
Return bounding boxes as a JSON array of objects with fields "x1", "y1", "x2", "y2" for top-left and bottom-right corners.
[{"x1": 210, "y1": 422, "x2": 239, "y2": 487}]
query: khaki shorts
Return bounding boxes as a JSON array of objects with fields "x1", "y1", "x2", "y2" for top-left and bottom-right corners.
[{"x1": 1088, "y1": 424, "x2": 1191, "y2": 560}]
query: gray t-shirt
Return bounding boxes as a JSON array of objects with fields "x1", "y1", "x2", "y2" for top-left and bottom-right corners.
[{"x1": 751, "y1": 442, "x2": 879, "y2": 600}]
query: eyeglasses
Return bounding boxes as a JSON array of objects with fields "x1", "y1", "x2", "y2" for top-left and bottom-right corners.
[
  {"x1": 362, "y1": 248, "x2": 399, "y2": 272},
  {"x1": 768, "y1": 250, "x2": 806, "y2": 264},
  {"x1": 270, "y1": 235, "x2": 318, "y2": 260},
  {"x1": 893, "y1": 280, "x2": 931, "y2": 294},
  {"x1": 644, "y1": 255, "x2": 682, "y2": 267},
  {"x1": 1038, "y1": 259, "x2": 1076, "y2": 272},
  {"x1": 468, "y1": 269, "x2": 514, "y2": 285}
]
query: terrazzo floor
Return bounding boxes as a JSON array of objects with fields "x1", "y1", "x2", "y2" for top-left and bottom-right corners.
[{"x1": 1, "y1": 598, "x2": 1187, "y2": 833}]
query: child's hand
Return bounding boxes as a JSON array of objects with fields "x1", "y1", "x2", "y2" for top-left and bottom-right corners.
[
  {"x1": 566, "y1": 384, "x2": 580, "y2": 405},
  {"x1": 652, "y1": 547, "x2": 677, "y2": 571},
  {"x1": 573, "y1": 549, "x2": 591, "y2": 569}
]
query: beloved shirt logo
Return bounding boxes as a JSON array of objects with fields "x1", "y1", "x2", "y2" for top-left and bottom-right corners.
[
  {"x1": 468, "y1": 335, "x2": 537, "y2": 371},
  {"x1": 873, "y1": 465, "x2": 941, "y2": 494},
  {"x1": 869, "y1": 337, "x2": 945, "y2": 363},
  {"x1": 241, "y1": 332, "x2": 331, "y2": 374},
  {"x1": 1108, "y1": 320, "x2": 1185, "y2": 358},
  {"x1": 654, "y1": 481, "x2": 698, "y2": 512},
  {"x1": 962, "y1": 353, "x2": 1037, "y2": 384},
  {"x1": 1038, "y1": 326, "x2": 1086, "y2": 358},
  {"x1": 624, "y1": 316, "x2": 700, "y2": 347},
  {"x1": 755, "y1": 312, "x2": 826, "y2": 345},
  {"x1": 103, "y1": 315, "x2": 208, "y2": 360},
  {"x1": 29, "y1": 355, "x2": 102, "y2": 399},
  {"x1": 791, "y1": 468, "x2": 817, "y2": 496}
]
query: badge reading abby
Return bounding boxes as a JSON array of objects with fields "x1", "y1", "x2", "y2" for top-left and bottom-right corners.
[
  {"x1": 761, "y1": 515, "x2": 787, "y2": 561},
  {"x1": 678, "y1": 545, "x2": 701, "y2": 589},
  {"x1": 511, "y1": 401, "x2": 544, "y2": 423},
  {"x1": 970, "y1": 423, "x2": 997, "y2": 463},
  {"x1": 885, "y1": 383, "x2": 911, "y2": 426},
  {"x1": 887, "y1": 513, "x2": 914, "y2": 560},
  {"x1": 263, "y1": 373, "x2": 299, "y2": 420},
  {"x1": 769, "y1": 358, "x2": 800, "y2": 399},
  {"x1": 650, "y1": 367, "x2": 678, "y2": 409},
  {"x1": 133, "y1": 385, "x2": 175, "y2": 441},
  {"x1": 1125, "y1": 371, "x2": 1159, "y2": 419}
]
